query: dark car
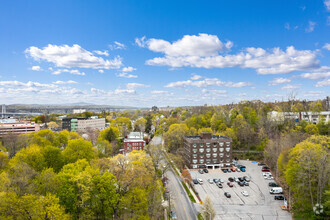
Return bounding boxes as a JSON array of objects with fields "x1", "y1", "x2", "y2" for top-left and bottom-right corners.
[
  {"x1": 222, "y1": 169, "x2": 227, "y2": 173},
  {"x1": 258, "y1": 162, "x2": 266, "y2": 166},
  {"x1": 227, "y1": 182, "x2": 233, "y2": 187},
  {"x1": 228, "y1": 177, "x2": 234, "y2": 182},
  {"x1": 198, "y1": 169, "x2": 204, "y2": 174},
  {"x1": 216, "y1": 182, "x2": 223, "y2": 188},
  {"x1": 213, "y1": 178, "x2": 219, "y2": 183},
  {"x1": 240, "y1": 167, "x2": 246, "y2": 172},
  {"x1": 227, "y1": 169, "x2": 232, "y2": 173},
  {"x1": 243, "y1": 176, "x2": 250, "y2": 182},
  {"x1": 269, "y1": 182, "x2": 279, "y2": 187},
  {"x1": 193, "y1": 179, "x2": 199, "y2": 184},
  {"x1": 203, "y1": 168, "x2": 209, "y2": 173},
  {"x1": 238, "y1": 181, "x2": 244, "y2": 186},
  {"x1": 274, "y1": 196, "x2": 285, "y2": 200},
  {"x1": 262, "y1": 166, "x2": 270, "y2": 169},
  {"x1": 231, "y1": 168, "x2": 236, "y2": 172},
  {"x1": 243, "y1": 181, "x2": 249, "y2": 186},
  {"x1": 238, "y1": 177, "x2": 244, "y2": 182},
  {"x1": 224, "y1": 192, "x2": 231, "y2": 198}
]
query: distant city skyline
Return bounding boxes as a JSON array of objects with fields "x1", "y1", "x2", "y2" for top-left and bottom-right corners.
[{"x1": 0, "y1": 0, "x2": 329, "y2": 107}]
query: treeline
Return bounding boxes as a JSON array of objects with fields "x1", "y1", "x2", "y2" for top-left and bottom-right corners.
[{"x1": 0, "y1": 128, "x2": 163, "y2": 219}]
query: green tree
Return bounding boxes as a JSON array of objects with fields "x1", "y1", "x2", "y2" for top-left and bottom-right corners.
[
  {"x1": 43, "y1": 145, "x2": 64, "y2": 172},
  {"x1": 9, "y1": 145, "x2": 46, "y2": 172},
  {"x1": 134, "y1": 118, "x2": 147, "y2": 133},
  {"x1": 201, "y1": 196, "x2": 216, "y2": 220},
  {"x1": 62, "y1": 138, "x2": 95, "y2": 164},
  {"x1": 163, "y1": 124, "x2": 188, "y2": 153},
  {"x1": 304, "y1": 124, "x2": 319, "y2": 135}
]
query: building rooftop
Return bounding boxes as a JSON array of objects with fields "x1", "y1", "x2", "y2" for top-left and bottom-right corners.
[{"x1": 185, "y1": 135, "x2": 231, "y2": 140}]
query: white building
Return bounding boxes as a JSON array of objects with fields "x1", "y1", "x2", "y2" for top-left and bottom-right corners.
[
  {"x1": 268, "y1": 111, "x2": 330, "y2": 123},
  {"x1": 76, "y1": 117, "x2": 106, "y2": 132}
]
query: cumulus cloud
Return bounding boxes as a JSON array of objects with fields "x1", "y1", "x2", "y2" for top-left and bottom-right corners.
[
  {"x1": 135, "y1": 36, "x2": 147, "y2": 47},
  {"x1": 325, "y1": 0, "x2": 330, "y2": 11},
  {"x1": 52, "y1": 69, "x2": 86, "y2": 76},
  {"x1": 116, "y1": 72, "x2": 138, "y2": 78},
  {"x1": 122, "y1": 66, "x2": 136, "y2": 72},
  {"x1": 323, "y1": 43, "x2": 330, "y2": 50},
  {"x1": 25, "y1": 44, "x2": 122, "y2": 69},
  {"x1": 126, "y1": 83, "x2": 150, "y2": 89},
  {"x1": 165, "y1": 78, "x2": 252, "y2": 88},
  {"x1": 114, "y1": 89, "x2": 135, "y2": 95},
  {"x1": 268, "y1": 77, "x2": 291, "y2": 85},
  {"x1": 151, "y1": 90, "x2": 173, "y2": 95},
  {"x1": 304, "y1": 91, "x2": 324, "y2": 97},
  {"x1": 93, "y1": 50, "x2": 109, "y2": 56},
  {"x1": 109, "y1": 41, "x2": 126, "y2": 50},
  {"x1": 53, "y1": 80, "x2": 77, "y2": 84},
  {"x1": 31, "y1": 66, "x2": 42, "y2": 71},
  {"x1": 142, "y1": 35, "x2": 319, "y2": 74},
  {"x1": 315, "y1": 79, "x2": 330, "y2": 87},
  {"x1": 191, "y1": 74, "x2": 202, "y2": 80},
  {"x1": 305, "y1": 21, "x2": 316, "y2": 33},
  {"x1": 300, "y1": 71, "x2": 330, "y2": 79},
  {"x1": 281, "y1": 84, "x2": 301, "y2": 90}
]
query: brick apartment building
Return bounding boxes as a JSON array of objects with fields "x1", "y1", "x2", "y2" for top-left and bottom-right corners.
[
  {"x1": 123, "y1": 132, "x2": 145, "y2": 155},
  {"x1": 184, "y1": 133, "x2": 233, "y2": 169}
]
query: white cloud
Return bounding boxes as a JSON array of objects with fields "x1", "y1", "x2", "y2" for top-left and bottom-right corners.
[
  {"x1": 91, "y1": 88, "x2": 107, "y2": 95},
  {"x1": 98, "y1": 69, "x2": 104, "y2": 73},
  {"x1": 300, "y1": 71, "x2": 330, "y2": 79},
  {"x1": 135, "y1": 36, "x2": 147, "y2": 47},
  {"x1": 305, "y1": 21, "x2": 316, "y2": 33},
  {"x1": 109, "y1": 41, "x2": 126, "y2": 50},
  {"x1": 315, "y1": 79, "x2": 330, "y2": 87},
  {"x1": 126, "y1": 83, "x2": 150, "y2": 89},
  {"x1": 303, "y1": 91, "x2": 324, "y2": 97},
  {"x1": 122, "y1": 66, "x2": 136, "y2": 72},
  {"x1": 116, "y1": 72, "x2": 138, "y2": 78},
  {"x1": 281, "y1": 84, "x2": 301, "y2": 90},
  {"x1": 52, "y1": 69, "x2": 86, "y2": 76},
  {"x1": 142, "y1": 33, "x2": 232, "y2": 57},
  {"x1": 31, "y1": 66, "x2": 42, "y2": 71},
  {"x1": 0, "y1": 80, "x2": 58, "y2": 89},
  {"x1": 285, "y1": 23, "x2": 290, "y2": 30},
  {"x1": 114, "y1": 89, "x2": 135, "y2": 95},
  {"x1": 151, "y1": 90, "x2": 173, "y2": 95},
  {"x1": 268, "y1": 77, "x2": 291, "y2": 85},
  {"x1": 202, "y1": 89, "x2": 227, "y2": 94},
  {"x1": 323, "y1": 43, "x2": 330, "y2": 50},
  {"x1": 53, "y1": 80, "x2": 77, "y2": 84},
  {"x1": 25, "y1": 44, "x2": 122, "y2": 69},
  {"x1": 142, "y1": 34, "x2": 319, "y2": 74},
  {"x1": 191, "y1": 74, "x2": 202, "y2": 80},
  {"x1": 325, "y1": 0, "x2": 330, "y2": 11},
  {"x1": 165, "y1": 78, "x2": 252, "y2": 88},
  {"x1": 93, "y1": 50, "x2": 109, "y2": 56}
]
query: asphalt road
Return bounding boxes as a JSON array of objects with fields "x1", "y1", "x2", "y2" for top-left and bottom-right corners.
[{"x1": 150, "y1": 136, "x2": 197, "y2": 220}]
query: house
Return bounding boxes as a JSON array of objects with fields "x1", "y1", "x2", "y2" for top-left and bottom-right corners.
[{"x1": 123, "y1": 132, "x2": 146, "y2": 155}]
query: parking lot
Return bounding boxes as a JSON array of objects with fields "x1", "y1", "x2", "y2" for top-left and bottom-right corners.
[{"x1": 190, "y1": 160, "x2": 292, "y2": 220}]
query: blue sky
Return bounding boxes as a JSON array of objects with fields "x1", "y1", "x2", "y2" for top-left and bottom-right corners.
[{"x1": 0, "y1": 0, "x2": 329, "y2": 107}]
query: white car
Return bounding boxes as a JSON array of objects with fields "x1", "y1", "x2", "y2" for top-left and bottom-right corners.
[
  {"x1": 236, "y1": 168, "x2": 241, "y2": 172},
  {"x1": 219, "y1": 178, "x2": 225, "y2": 183},
  {"x1": 263, "y1": 172, "x2": 271, "y2": 176},
  {"x1": 241, "y1": 191, "x2": 249, "y2": 197},
  {"x1": 198, "y1": 179, "x2": 203, "y2": 184},
  {"x1": 208, "y1": 179, "x2": 214, "y2": 184}
]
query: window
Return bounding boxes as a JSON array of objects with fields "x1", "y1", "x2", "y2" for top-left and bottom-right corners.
[
  {"x1": 213, "y1": 148, "x2": 217, "y2": 152},
  {"x1": 213, "y1": 142, "x2": 217, "y2": 146},
  {"x1": 193, "y1": 143, "x2": 197, "y2": 148},
  {"x1": 220, "y1": 148, "x2": 224, "y2": 152},
  {"x1": 206, "y1": 159, "x2": 211, "y2": 163},
  {"x1": 226, "y1": 153, "x2": 230, "y2": 157},
  {"x1": 226, "y1": 147, "x2": 230, "y2": 152},
  {"x1": 199, "y1": 159, "x2": 204, "y2": 163},
  {"x1": 193, "y1": 154, "x2": 197, "y2": 159},
  {"x1": 213, "y1": 159, "x2": 218, "y2": 163},
  {"x1": 199, "y1": 143, "x2": 204, "y2": 147},
  {"x1": 206, "y1": 153, "x2": 211, "y2": 158},
  {"x1": 206, "y1": 143, "x2": 210, "y2": 147},
  {"x1": 212, "y1": 153, "x2": 217, "y2": 158},
  {"x1": 206, "y1": 148, "x2": 211, "y2": 153},
  {"x1": 226, "y1": 159, "x2": 230, "y2": 162},
  {"x1": 199, "y1": 148, "x2": 204, "y2": 153},
  {"x1": 220, "y1": 153, "x2": 224, "y2": 157},
  {"x1": 192, "y1": 159, "x2": 197, "y2": 164},
  {"x1": 199, "y1": 154, "x2": 204, "y2": 158},
  {"x1": 220, "y1": 158, "x2": 223, "y2": 162},
  {"x1": 220, "y1": 142, "x2": 224, "y2": 146},
  {"x1": 193, "y1": 149, "x2": 197, "y2": 153},
  {"x1": 226, "y1": 142, "x2": 230, "y2": 146},
  {"x1": 192, "y1": 165, "x2": 198, "y2": 169}
]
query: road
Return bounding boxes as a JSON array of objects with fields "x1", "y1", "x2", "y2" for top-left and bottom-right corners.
[{"x1": 149, "y1": 136, "x2": 197, "y2": 220}]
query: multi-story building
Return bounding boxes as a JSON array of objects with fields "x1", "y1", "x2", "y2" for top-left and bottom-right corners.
[
  {"x1": 0, "y1": 122, "x2": 40, "y2": 137},
  {"x1": 123, "y1": 132, "x2": 145, "y2": 155},
  {"x1": 62, "y1": 117, "x2": 105, "y2": 132},
  {"x1": 268, "y1": 111, "x2": 330, "y2": 124},
  {"x1": 184, "y1": 133, "x2": 233, "y2": 169}
]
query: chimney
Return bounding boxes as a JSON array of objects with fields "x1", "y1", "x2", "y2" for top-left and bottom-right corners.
[{"x1": 200, "y1": 132, "x2": 212, "y2": 139}]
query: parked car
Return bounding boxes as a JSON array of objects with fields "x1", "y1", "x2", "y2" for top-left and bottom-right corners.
[
  {"x1": 231, "y1": 168, "x2": 236, "y2": 172},
  {"x1": 216, "y1": 182, "x2": 223, "y2": 188},
  {"x1": 243, "y1": 176, "x2": 250, "y2": 182},
  {"x1": 170, "y1": 211, "x2": 177, "y2": 219},
  {"x1": 234, "y1": 177, "x2": 239, "y2": 182},
  {"x1": 208, "y1": 179, "x2": 214, "y2": 184},
  {"x1": 262, "y1": 168, "x2": 270, "y2": 172},
  {"x1": 238, "y1": 181, "x2": 244, "y2": 186},
  {"x1": 243, "y1": 181, "x2": 249, "y2": 186},
  {"x1": 263, "y1": 172, "x2": 271, "y2": 176},
  {"x1": 228, "y1": 177, "x2": 234, "y2": 182},
  {"x1": 203, "y1": 168, "x2": 209, "y2": 173},
  {"x1": 274, "y1": 195, "x2": 285, "y2": 200},
  {"x1": 241, "y1": 191, "x2": 249, "y2": 197},
  {"x1": 219, "y1": 178, "x2": 225, "y2": 183},
  {"x1": 265, "y1": 175, "x2": 274, "y2": 180},
  {"x1": 227, "y1": 169, "x2": 232, "y2": 173},
  {"x1": 269, "y1": 182, "x2": 279, "y2": 187},
  {"x1": 222, "y1": 169, "x2": 228, "y2": 173},
  {"x1": 213, "y1": 178, "x2": 219, "y2": 183},
  {"x1": 224, "y1": 192, "x2": 231, "y2": 198},
  {"x1": 236, "y1": 168, "x2": 241, "y2": 172},
  {"x1": 198, "y1": 169, "x2": 204, "y2": 174},
  {"x1": 270, "y1": 187, "x2": 283, "y2": 194},
  {"x1": 193, "y1": 179, "x2": 199, "y2": 184},
  {"x1": 262, "y1": 166, "x2": 270, "y2": 169},
  {"x1": 238, "y1": 177, "x2": 244, "y2": 182},
  {"x1": 227, "y1": 182, "x2": 233, "y2": 187},
  {"x1": 258, "y1": 162, "x2": 266, "y2": 166},
  {"x1": 198, "y1": 179, "x2": 203, "y2": 185},
  {"x1": 240, "y1": 167, "x2": 246, "y2": 172}
]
